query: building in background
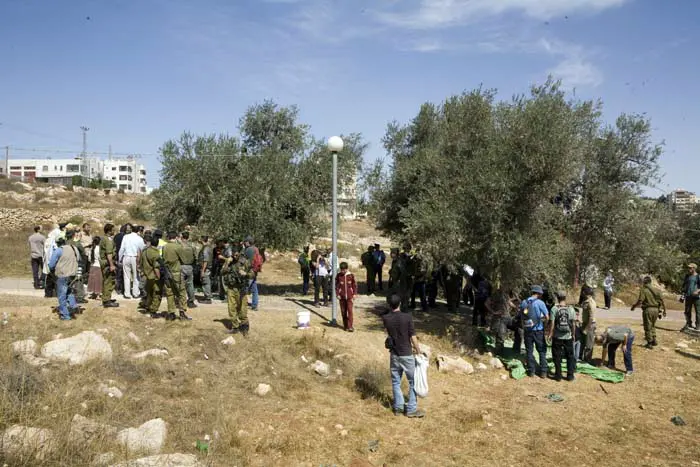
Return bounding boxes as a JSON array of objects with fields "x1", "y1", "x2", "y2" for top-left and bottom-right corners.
[
  {"x1": 5, "y1": 155, "x2": 148, "y2": 194},
  {"x1": 668, "y1": 189, "x2": 699, "y2": 212}
]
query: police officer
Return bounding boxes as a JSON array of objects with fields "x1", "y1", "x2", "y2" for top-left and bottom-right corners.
[
  {"x1": 222, "y1": 246, "x2": 253, "y2": 335},
  {"x1": 631, "y1": 276, "x2": 665, "y2": 348},
  {"x1": 162, "y1": 231, "x2": 191, "y2": 321},
  {"x1": 179, "y1": 231, "x2": 198, "y2": 309}
]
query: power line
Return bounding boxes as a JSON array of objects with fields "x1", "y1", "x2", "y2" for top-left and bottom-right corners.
[{"x1": 4, "y1": 146, "x2": 248, "y2": 158}]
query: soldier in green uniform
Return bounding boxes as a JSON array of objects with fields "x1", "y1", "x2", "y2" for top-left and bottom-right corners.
[
  {"x1": 99, "y1": 223, "x2": 119, "y2": 308},
  {"x1": 631, "y1": 276, "x2": 666, "y2": 348},
  {"x1": 141, "y1": 231, "x2": 163, "y2": 318},
  {"x1": 221, "y1": 246, "x2": 253, "y2": 335},
  {"x1": 161, "y1": 231, "x2": 191, "y2": 321},
  {"x1": 179, "y1": 231, "x2": 198, "y2": 309}
]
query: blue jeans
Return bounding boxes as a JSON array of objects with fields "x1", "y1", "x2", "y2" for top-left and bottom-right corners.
[
  {"x1": 608, "y1": 333, "x2": 634, "y2": 372},
  {"x1": 524, "y1": 329, "x2": 548, "y2": 375},
  {"x1": 248, "y1": 278, "x2": 259, "y2": 309},
  {"x1": 56, "y1": 276, "x2": 77, "y2": 319},
  {"x1": 390, "y1": 354, "x2": 417, "y2": 414}
]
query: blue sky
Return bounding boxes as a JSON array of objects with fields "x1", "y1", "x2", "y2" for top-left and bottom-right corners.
[{"x1": 0, "y1": 0, "x2": 697, "y2": 194}]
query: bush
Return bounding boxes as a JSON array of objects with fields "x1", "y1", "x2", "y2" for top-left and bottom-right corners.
[{"x1": 127, "y1": 199, "x2": 152, "y2": 222}]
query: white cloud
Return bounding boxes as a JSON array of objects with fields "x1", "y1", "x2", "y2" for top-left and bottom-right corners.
[
  {"x1": 375, "y1": 0, "x2": 629, "y2": 29},
  {"x1": 549, "y1": 57, "x2": 603, "y2": 88}
]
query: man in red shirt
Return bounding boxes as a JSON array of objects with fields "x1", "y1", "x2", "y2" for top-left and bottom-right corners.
[{"x1": 335, "y1": 262, "x2": 357, "y2": 331}]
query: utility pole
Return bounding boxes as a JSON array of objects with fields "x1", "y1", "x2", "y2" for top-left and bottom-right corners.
[
  {"x1": 4, "y1": 146, "x2": 8, "y2": 179},
  {"x1": 80, "y1": 126, "x2": 89, "y2": 187}
]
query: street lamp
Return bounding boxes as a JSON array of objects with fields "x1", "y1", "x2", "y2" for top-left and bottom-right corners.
[{"x1": 327, "y1": 135, "x2": 344, "y2": 326}]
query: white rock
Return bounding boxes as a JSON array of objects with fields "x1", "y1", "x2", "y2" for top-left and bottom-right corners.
[
  {"x1": 69, "y1": 414, "x2": 118, "y2": 445},
  {"x1": 11, "y1": 339, "x2": 37, "y2": 356},
  {"x1": 340, "y1": 430, "x2": 348, "y2": 437},
  {"x1": 116, "y1": 419, "x2": 167, "y2": 456},
  {"x1": 98, "y1": 383, "x2": 124, "y2": 399},
  {"x1": 41, "y1": 331, "x2": 113, "y2": 366},
  {"x1": 334, "y1": 424, "x2": 344, "y2": 430},
  {"x1": 437, "y1": 355, "x2": 475, "y2": 375},
  {"x1": 255, "y1": 383, "x2": 271, "y2": 397},
  {"x1": 675, "y1": 376, "x2": 685, "y2": 383},
  {"x1": 335, "y1": 369, "x2": 344, "y2": 376},
  {"x1": 676, "y1": 343, "x2": 689, "y2": 349},
  {"x1": 94, "y1": 452, "x2": 116, "y2": 466},
  {"x1": 81, "y1": 402, "x2": 89, "y2": 410},
  {"x1": 301, "y1": 355, "x2": 309, "y2": 363},
  {"x1": 108, "y1": 453, "x2": 202, "y2": 467},
  {"x1": 311, "y1": 360, "x2": 330, "y2": 377},
  {"x1": 500, "y1": 374, "x2": 508, "y2": 381},
  {"x1": 96, "y1": 329, "x2": 110, "y2": 335},
  {"x1": 194, "y1": 378, "x2": 204, "y2": 385},
  {"x1": 489, "y1": 358, "x2": 504, "y2": 369},
  {"x1": 131, "y1": 349, "x2": 169, "y2": 360},
  {"x1": 418, "y1": 343, "x2": 432, "y2": 359},
  {"x1": 127, "y1": 332, "x2": 141, "y2": 344},
  {"x1": 476, "y1": 363, "x2": 488, "y2": 371},
  {"x1": 220, "y1": 336, "x2": 236, "y2": 346},
  {"x1": 20, "y1": 354, "x2": 50, "y2": 367},
  {"x1": 0, "y1": 425, "x2": 56, "y2": 460}
]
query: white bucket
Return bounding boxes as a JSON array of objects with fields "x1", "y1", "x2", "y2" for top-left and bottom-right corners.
[{"x1": 297, "y1": 310, "x2": 311, "y2": 329}]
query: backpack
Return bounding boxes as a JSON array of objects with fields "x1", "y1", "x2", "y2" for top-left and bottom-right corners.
[
  {"x1": 554, "y1": 306, "x2": 573, "y2": 334},
  {"x1": 522, "y1": 299, "x2": 543, "y2": 329},
  {"x1": 251, "y1": 247, "x2": 263, "y2": 273}
]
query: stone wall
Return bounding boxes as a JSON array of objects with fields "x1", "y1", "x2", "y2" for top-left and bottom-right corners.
[{"x1": 0, "y1": 208, "x2": 129, "y2": 231}]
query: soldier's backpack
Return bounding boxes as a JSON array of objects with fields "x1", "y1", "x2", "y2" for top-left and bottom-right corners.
[
  {"x1": 521, "y1": 298, "x2": 543, "y2": 329},
  {"x1": 555, "y1": 306, "x2": 573, "y2": 334}
]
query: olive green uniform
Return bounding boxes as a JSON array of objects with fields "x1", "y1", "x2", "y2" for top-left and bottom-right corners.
[
  {"x1": 99, "y1": 236, "x2": 116, "y2": 304},
  {"x1": 162, "y1": 241, "x2": 187, "y2": 312},
  {"x1": 142, "y1": 246, "x2": 162, "y2": 313},
  {"x1": 637, "y1": 285, "x2": 663, "y2": 343},
  {"x1": 222, "y1": 256, "x2": 253, "y2": 328}
]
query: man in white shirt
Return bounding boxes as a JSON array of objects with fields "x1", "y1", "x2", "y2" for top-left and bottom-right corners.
[{"x1": 119, "y1": 225, "x2": 145, "y2": 299}]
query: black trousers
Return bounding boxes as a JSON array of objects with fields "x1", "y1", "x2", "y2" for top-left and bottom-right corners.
[
  {"x1": 473, "y1": 298, "x2": 487, "y2": 326},
  {"x1": 376, "y1": 267, "x2": 384, "y2": 290},
  {"x1": 366, "y1": 269, "x2": 376, "y2": 294},
  {"x1": 552, "y1": 338, "x2": 576, "y2": 378},
  {"x1": 31, "y1": 257, "x2": 44, "y2": 287},
  {"x1": 44, "y1": 272, "x2": 56, "y2": 297}
]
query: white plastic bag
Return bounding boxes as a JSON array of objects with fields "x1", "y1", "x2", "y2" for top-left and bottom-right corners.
[{"x1": 414, "y1": 354, "x2": 429, "y2": 398}]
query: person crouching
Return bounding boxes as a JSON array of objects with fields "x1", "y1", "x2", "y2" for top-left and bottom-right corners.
[{"x1": 336, "y1": 262, "x2": 357, "y2": 332}]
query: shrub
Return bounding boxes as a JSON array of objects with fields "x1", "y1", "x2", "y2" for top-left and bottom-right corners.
[{"x1": 127, "y1": 199, "x2": 152, "y2": 222}]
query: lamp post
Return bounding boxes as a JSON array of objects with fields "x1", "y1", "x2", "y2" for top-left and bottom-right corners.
[{"x1": 327, "y1": 135, "x2": 344, "y2": 326}]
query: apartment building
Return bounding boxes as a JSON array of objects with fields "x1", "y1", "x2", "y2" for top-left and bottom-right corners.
[
  {"x1": 5, "y1": 156, "x2": 148, "y2": 194},
  {"x1": 668, "y1": 189, "x2": 699, "y2": 212}
]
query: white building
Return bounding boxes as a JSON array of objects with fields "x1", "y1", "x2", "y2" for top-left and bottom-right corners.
[
  {"x1": 668, "y1": 189, "x2": 699, "y2": 212},
  {"x1": 5, "y1": 155, "x2": 148, "y2": 194}
]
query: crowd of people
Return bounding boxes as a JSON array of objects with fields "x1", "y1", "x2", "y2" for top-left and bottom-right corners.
[{"x1": 27, "y1": 223, "x2": 264, "y2": 334}]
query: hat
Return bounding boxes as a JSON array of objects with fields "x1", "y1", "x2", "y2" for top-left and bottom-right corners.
[
  {"x1": 689, "y1": 263, "x2": 697, "y2": 269},
  {"x1": 531, "y1": 285, "x2": 544, "y2": 295}
]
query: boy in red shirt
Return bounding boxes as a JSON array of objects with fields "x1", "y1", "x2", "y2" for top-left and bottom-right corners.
[{"x1": 335, "y1": 262, "x2": 357, "y2": 331}]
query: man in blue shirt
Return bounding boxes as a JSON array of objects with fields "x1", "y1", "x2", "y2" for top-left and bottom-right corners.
[
  {"x1": 682, "y1": 263, "x2": 700, "y2": 331},
  {"x1": 48, "y1": 231, "x2": 81, "y2": 321},
  {"x1": 521, "y1": 285, "x2": 550, "y2": 378}
]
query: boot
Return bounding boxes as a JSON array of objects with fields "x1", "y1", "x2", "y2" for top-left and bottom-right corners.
[
  {"x1": 166, "y1": 312, "x2": 177, "y2": 321},
  {"x1": 187, "y1": 301, "x2": 198, "y2": 308},
  {"x1": 239, "y1": 323, "x2": 249, "y2": 336},
  {"x1": 179, "y1": 310, "x2": 192, "y2": 321}
]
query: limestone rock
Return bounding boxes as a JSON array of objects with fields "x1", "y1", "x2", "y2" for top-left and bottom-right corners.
[
  {"x1": 437, "y1": 355, "x2": 474, "y2": 375},
  {"x1": 255, "y1": 383, "x2": 271, "y2": 396},
  {"x1": 311, "y1": 360, "x2": 330, "y2": 377},
  {"x1": 0, "y1": 425, "x2": 56, "y2": 460},
  {"x1": 40, "y1": 331, "x2": 113, "y2": 365},
  {"x1": 69, "y1": 414, "x2": 118, "y2": 445},
  {"x1": 676, "y1": 342, "x2": 689, "y2": 349},
  {"x1": 11, "y1": 339, "x2": 37, "y2": 356},
  {"x1": 476, "y1": 363, "x2": 488, "y2": 371},
  {"x1": 116, "y1": 419, "x2": 167, "y2": 456},
  {"x1": 127, "y1": 332, "x2": 141, "y2": 344},
  {"x1": 131, "y1": 349, "x2": 169, "y2": 360},
  {"x1": 221, "y1": 336, "x2": 236, "y2": 346},
  {"x1": 108, "y1": 453, "x2": 202, "y2": 467},
  {"x1": 489, "y1": 358, "x2": 504, "y2": 369},
  {"x1": 98, "y1": 383, "x2": 124, "y2": 399},
  {"x1": 20, "y1": 354, "x2": 50, "y2": 367}
]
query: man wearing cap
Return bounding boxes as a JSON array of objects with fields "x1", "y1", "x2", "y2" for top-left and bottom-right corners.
[
  {"x1": 520, "y1": 285, "x2": 549, "y2": 378},
  {"x1": 162, "y1": 231, "x2": 191, "y2": 321},
  {"x1": 48, "y1": 228, "x2": 82, "y2": 320},
  {"x1": 222, "y1": 246, "x2": 253, "y2": 335},
  {"x1": 681, "y1": 263, "x2": 700, "y2": 331},
  {"x1": 596, "y1": 325, "x2": 634, "y2": 376},
  {"x1": 631, "y1": 276, "x2": 665, "y2": 348}
]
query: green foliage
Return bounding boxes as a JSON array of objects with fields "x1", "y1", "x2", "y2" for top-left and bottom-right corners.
[
  {"x1": 153, "y1": 100, "x2": 366, "y2": 249},
  {"x1": 88, "y1": 176, "x2": 115, "y2": 190},
  {"x1": 127, "y1": 198, "x2": 152, "y2": 221},
  {"x1": 367, "y1": 78, "x2": 675, "y2": 291}
]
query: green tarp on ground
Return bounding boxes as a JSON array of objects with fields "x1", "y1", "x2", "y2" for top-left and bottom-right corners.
[{"x1": 479, "y1": 330, "x2": 625, "y2": 384}]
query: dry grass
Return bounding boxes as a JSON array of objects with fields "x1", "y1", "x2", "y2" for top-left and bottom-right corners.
[
  {"x1": 0, "y1": 229, "x2": 39, "y2": 278},
  {"x1": 1, "y1": 292, "x2": 699, "y2": 466}
]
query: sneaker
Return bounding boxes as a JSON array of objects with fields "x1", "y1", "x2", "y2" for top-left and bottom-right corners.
[
  {"x1": 651, "y1": 340, "x2": 658, "y2": 347},
  {"x1": 680, "y1": 325, "x2": 689, "y2": 332},
  {"x1": 103, "y1": 302, "x2": 119, "y2": 308},
  {"x1": 406, "y1": 410, "x2": 426, "y2": 419},
  {"x1": 240, "y1": 324, "x2": 249, "y2": 336},
  {"x1": 348, "y1": 328, "x2": 355, "y2": 332},
  {"x1": 626, "y1": 371, "x2": 634, "y2": 377},
  {"x1": 537, "y1": 372, "x2": 547, "y2": 379},
  {"x1": 566, "y1": 375, "x2": 575, "y2": 382},
  {"x1": 59, "y1": 316, "x2": 72, "y2": 321},
  {"x1": 199, "y1": 299, "x2": 213, "y2": 304},
  {"x1": 393, "y1": 409, "x2": 403, "y2": 417},
  {"x1": 166, "y1": 312, "x2": 177, "y2": 321},
  {"x1": 187, "y1": 301, "x2": 198, "y2": 308}
]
